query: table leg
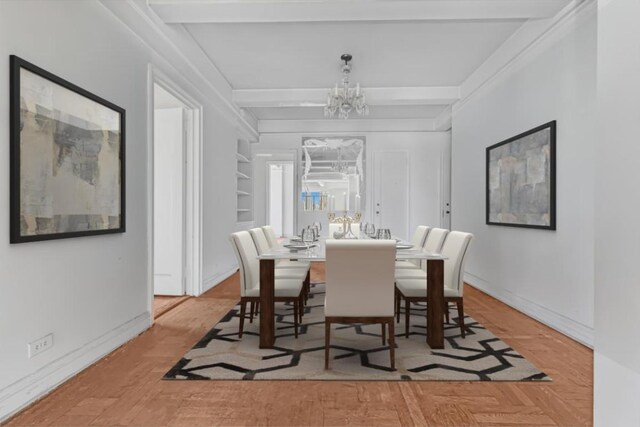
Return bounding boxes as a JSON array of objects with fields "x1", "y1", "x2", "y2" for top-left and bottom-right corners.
[
  {"x1": 426, "y1": 259, "x2": 444, "y2": 349},
  {"x1": 259, "y1": 259, "x2": 275, "y2": 348}
]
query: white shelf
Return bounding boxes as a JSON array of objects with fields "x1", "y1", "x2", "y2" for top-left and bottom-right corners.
[
  {"x1": 236, "y1": 153, "x2": 250, "y2": 163},
  {"x1": 237, "y1": 139, "x2": 254, "y2": 223}
]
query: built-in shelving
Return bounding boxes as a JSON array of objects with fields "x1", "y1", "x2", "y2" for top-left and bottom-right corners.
[
  {"x1": 236, "y1": 153, "x2": 250, "y2": 163},
  {"x1": 236, "y1": 139, "x2": 253, "y2": 223}
]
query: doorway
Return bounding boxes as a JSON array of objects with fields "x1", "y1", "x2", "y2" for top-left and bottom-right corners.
[
  {"x1": 153, "y1": 84, "x2": 186, "y2": 296},
  {"x1": 267, "y1": 161, "x2": 295, "y2": 237},
  {"x1": 148, "y1": 67, "x2": 203, "y2": 319}
]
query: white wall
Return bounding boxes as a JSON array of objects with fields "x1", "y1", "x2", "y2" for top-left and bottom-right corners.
[
  {"x1": 594, "y1": 0, "x2": 640, "y2": 424},
  {"x1": 256, "y1": 131, "x2": 451, "y2": 241},
  {"x1": 201, "y1": 107, "x2": 241, "y2": 289},
  {"x1": 0, "y1": 0, "x2": 247, "y2": 420},
  {"x1": 450, "y1": 6, "x2": 596, "y2": 345},
  {"x1": 0, "y1": 1, "x2": 151, "y2": 419}
]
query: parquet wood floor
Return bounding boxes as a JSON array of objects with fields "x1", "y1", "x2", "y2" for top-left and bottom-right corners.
[
  {"x1": 5, "y1": 263, "x2": 592, "y2": 426},
  {"x1": 153, "y1": 296, "x2": 190, "y2": 319}
]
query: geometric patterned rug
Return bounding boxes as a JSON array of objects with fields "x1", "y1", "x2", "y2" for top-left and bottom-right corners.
[{"x1": 164, "y1": 284, "x2": 549, "y2": 382}]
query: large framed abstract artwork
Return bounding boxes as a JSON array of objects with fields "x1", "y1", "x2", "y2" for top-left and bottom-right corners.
[
  {"x1": 486, "y1": 121, "x2": 556, "y2": 230},
  {"x1": 9, "y1": 55, "x2": 125, "y2": 243}
]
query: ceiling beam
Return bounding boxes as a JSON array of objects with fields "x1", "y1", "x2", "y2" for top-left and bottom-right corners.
[
  {"x1": 149, "y1": 0, "x2": 571, "y2": 24},
  {"x1": 258, "y1": 119, "x2": 439, "y2": 134},
  {"x1": 233, "y1": 87, "x2": 460, "y2": 108}
]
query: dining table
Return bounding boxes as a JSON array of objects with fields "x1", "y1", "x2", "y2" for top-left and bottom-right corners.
[{"x1": 257, "y1": 236, "x2": 448, "y2": 349}]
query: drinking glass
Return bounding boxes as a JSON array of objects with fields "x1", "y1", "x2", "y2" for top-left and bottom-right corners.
[
  {"x1": 311, "y1": 223, "x2": 320, "y2": 239},
  {"x1": 365, "y1": 223, "x2": 376, "y2": 238},
  {"x1": 302, "y1": 228, "x2": 314, "y2": 253},
  {"x1": 376, "y1": 228, "x2": 391, "y2": 239}
]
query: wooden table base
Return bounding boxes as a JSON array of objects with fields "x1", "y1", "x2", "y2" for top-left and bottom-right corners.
[
  {"x1": 426, "y1": 259, "x2": 444, "y2": 349},
  {"x1": 259, "y1": 259, "x2": 275, "y2": 348},
  {"x1": 259, "y1": 258, "x2": 445, "y2": 350}
]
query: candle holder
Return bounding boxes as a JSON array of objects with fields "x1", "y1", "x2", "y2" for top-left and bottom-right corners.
[{"x1": 328, "y1": 210, "x2": 362, "y2": 239}]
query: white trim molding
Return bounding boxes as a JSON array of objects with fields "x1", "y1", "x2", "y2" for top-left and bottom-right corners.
[
  {"x1": 147, "y1": 65, "x2": 205, "y2": 303},
  {"x1": 465, "y1": 273, "x2": 594, "y2": 347},
  {"x1": 202, "y1": 265, "x2": 239, "y2": 293},
  {"x1": 0, "y1": 313, "x2": 151, "y2": 423}
]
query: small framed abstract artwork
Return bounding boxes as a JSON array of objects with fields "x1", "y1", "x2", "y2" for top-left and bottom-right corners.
[
  {"x1": 10, "y1": 55, "x2": 126, "y2": 243},
  {"x1": 486, "y1": 121, "x2": 556, "y2": 230}
]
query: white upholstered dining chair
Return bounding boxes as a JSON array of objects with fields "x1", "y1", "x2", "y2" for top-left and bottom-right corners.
[
  {"x1": 261, "y1": 225, "x2": 279, "y2": 248},
  {"x1": 395, "y1": 225, "x2": 430, "y2": 269},
  {"x1": 394, "y1": 227, "x2": 449, "y2": 280},
  {"x1": 252, "y1": 227, "x2": 311, "y2": 269},
  {"x1": 248, "y1": 228, "x2": 309, "y2": 278},
  {"x1": 324, "y1": 239, "x2": 397, "y2": 369},
  {"x1": 395, "y1": 231, "x2": 473, "y2": 338},
  {"x1": 229, "y1": 231, "x2": 305, "y2": 338},
  {"x1": 248, "y1": 227, "x2": 311, "y2": 307}
]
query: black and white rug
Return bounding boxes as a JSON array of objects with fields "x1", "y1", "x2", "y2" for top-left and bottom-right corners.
[{"x1": 164, "y1": 285, "x2": 549, "y2": 381}]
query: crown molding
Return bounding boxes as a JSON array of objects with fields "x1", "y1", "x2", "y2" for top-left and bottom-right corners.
[
  {"x1": 434, "y1": 106, "x2": 453, "y2": 131},
  {"x1": 99, "y1": 0, "x2": 258, "y2": 139},
  {"x1": 454, "y1": 0, "x2": 595, "y2": 115}
]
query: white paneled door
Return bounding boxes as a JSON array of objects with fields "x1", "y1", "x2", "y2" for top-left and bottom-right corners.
[
  {"x1": 154, "y1": 107, "x2": 185, "y2": 296},
  {"x1": 373, "y1": 151, "x2": 409, "y2": 241}
]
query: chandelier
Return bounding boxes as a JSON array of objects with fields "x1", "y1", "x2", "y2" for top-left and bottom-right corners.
[{"x1": 324, "y1": 54, "x2": 369, "y2": 120}]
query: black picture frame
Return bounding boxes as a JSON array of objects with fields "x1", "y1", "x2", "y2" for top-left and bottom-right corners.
[
  {"x1": 9, "y1": 55, "x2": 126, "y2": 243},
  {"x1": 485, "y1": 121, "x2": 556, "y2": 230}
]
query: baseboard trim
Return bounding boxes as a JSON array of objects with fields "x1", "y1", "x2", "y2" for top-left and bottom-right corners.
[
  {"x1": 201, "y1": 265, "x2": 238, "y2": 294},
  {"x1": 0, "y1": 312, "x2": 151, "y2": 423},
  {"x1": 464, "y1": 273, "x2": 594, "y2": 348}
]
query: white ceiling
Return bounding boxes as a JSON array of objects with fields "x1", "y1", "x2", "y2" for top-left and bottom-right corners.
[
  {"x1": 185, "y1": 21, "x2": 523, "y2": 89},
  {"x1": 148, "y1": 0, "x2": 575, "y2": 123}
]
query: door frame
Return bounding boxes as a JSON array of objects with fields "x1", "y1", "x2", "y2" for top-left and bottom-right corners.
[{"x1": 147, "y1": 65, "x2": 204, "y2": 318}]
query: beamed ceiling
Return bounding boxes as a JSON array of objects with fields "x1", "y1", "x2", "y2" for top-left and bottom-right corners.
[{"x1": 148, "y1": 0, "x2": 579, "y2": 127}]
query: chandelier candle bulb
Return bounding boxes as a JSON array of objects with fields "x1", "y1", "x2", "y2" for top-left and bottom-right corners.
[{"x1": 355, "y1": 194, "x2": 361, "y2": 213}]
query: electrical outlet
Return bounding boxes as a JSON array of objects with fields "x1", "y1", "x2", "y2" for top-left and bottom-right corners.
[{"x1": 28, "y1": 334, "x2": 53, "y2": 358}]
